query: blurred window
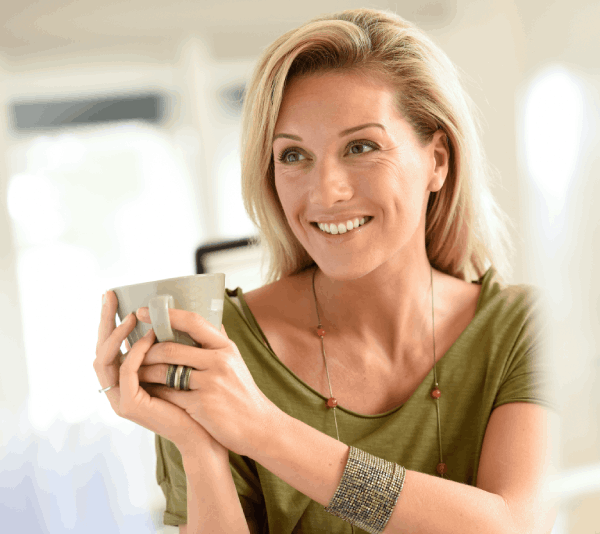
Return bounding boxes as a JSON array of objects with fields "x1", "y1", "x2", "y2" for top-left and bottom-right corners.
[{"x1": 6, "y1": 122, "x2": 205, "y2": 430}]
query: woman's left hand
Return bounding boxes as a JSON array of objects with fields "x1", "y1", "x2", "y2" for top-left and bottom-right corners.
[{"x1": 136, "y1": 306, "x2": 279, "y2": 458}]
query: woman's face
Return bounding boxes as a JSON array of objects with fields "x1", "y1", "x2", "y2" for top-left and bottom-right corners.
[{"x1": 272, "y1": 70, "x2": 449, "y2": 281}]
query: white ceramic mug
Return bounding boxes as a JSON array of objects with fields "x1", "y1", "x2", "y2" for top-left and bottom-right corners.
[{"x1": 110, "y1": 273, "x2": 225, "y2": 350}]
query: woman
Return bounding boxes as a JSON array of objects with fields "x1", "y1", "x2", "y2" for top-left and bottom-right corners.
[{"x1": 95, "y1": 8, "x2": 555, "y2": 533}]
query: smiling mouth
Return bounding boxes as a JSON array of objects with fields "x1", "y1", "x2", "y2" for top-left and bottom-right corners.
[{"x1": 311, "y1": 216, "x2": 373, "y2": 235}]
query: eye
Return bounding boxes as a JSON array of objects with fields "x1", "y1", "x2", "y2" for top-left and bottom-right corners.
[
  {"x1": 278, "y1": 149, "x2": 306, "y2": 164},
  {"x1": 348, "y1": 141, "x2": 378, "y2": 155}
]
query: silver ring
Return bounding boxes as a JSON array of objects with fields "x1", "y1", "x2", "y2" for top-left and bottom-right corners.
[
  {"x1": 174, "y1": 365, "x2": 184, "y2": 390},
  {"x1": 166, "y1": 364, "x2": 192, "y2": 391},
  {"x1": 181, "y1": 366, "x2": 192, "y2": 391},
  {"x1": 166, "y1": 364, "x2": 177, "y2": 388},
  {"x1": 99, "y1": 383, "x2": 118, "y2": 394}
]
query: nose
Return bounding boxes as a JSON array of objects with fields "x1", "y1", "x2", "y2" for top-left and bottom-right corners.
[{"x1": 308, "y1": 158, "x2": 354, "y2": 207}]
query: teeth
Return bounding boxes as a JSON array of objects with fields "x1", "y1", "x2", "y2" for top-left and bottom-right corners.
[{"x1": 316, "y1": 216, "x2": 371, "y2": 234}]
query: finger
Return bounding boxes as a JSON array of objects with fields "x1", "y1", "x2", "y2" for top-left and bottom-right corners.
[
  {"x1": 145, "y1": 383, "x2": 191, "y2": 408},
  {"x1": 96, "y1": 313, "x2": 136, "y2": 366},
  {"x1": 98, "y1": 290, "x2": 120, "y2": 345},
  {"x1": 94, "y1": 315, "x2": 136, "y2": 401},
  {"x1": 120, "y1": 329, "x2": 156, "y2": 401},
  {"x1": 142, "y1": 341, "x2": 209, "y2": 368},
  {"x1": 139, "y1": 363, "x2": 199, "y2": 390},
  {"x1": 138, "y1": 363, "x2": 170, "y2": 385},
  {"x1": 136, "y1": 307, "x2": 227, "y2": 349}
]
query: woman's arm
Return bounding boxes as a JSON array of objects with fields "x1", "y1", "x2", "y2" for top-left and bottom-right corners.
[
  {"x1": 179, "y1": 447, "x2": 250, "y2": 534},
  {"x1": 249, "y1": 401, "x2": 556, "y2": 534},
  {"x1": 95, "y1": 293, "x2": 250, "y2": 534}
]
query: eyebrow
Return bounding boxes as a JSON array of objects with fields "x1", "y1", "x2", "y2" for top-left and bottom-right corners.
[{"x1": 272, "y1": 122, "x2": 386, "y2": 142}]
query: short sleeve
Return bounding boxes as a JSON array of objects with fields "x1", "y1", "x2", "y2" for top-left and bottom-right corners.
[
  {"x1": 155, "y1": 435, "x2": 187, "y2": 526},
  {"x1": 155, "y1": 434, "x2": 267, "y2": 532},
  {"x1": 492, "y1": 289, "x2": 556, "y2": 411}
]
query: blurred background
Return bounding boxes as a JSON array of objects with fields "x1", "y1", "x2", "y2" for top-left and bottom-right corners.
[{"x1": 0, "y1": 0, "x2": 598, "y2": 532}]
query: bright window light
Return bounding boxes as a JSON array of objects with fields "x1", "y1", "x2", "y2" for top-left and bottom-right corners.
[
  {"x1": 523, "y1": 66, "x2": 584, "y2": 221},
  {"x1": 7, "y1": 173, "x2": 68, "y2": 244},
  {"x1": 7, "y1": 123, "x2": 205, "y2": 432}
]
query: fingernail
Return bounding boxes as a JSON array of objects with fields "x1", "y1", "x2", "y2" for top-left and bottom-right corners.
[
  {"x1": 102, "y1": 292, "x2": 106, "y2": 306},
  {"x1": 122, "y1": 313, "x2": 131, "y2": 323}
]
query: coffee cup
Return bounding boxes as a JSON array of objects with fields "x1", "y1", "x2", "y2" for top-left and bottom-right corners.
[{"x1": 110, "y1": 273, "x2": 225, "y2": 350}]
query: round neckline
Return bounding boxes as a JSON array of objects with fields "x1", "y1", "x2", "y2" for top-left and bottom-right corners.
[{"x1": 227, "y1": 267, "x2": 495, "y2": 419}]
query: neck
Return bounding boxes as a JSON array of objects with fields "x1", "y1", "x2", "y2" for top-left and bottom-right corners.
[{"x1": 312, "y1": 258, "x2": 435, "y2": 367}]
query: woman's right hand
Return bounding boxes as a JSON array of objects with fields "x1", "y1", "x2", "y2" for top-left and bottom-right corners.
[{"x1": 94, "y1": 290, "x2": 226, "y2": 459}]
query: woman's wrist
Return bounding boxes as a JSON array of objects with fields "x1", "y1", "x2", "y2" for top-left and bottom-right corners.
[
  {"x1": 243, "y1": 402, "x2": 288, "y2": 459},
  {"x1": 181, "y1": 446, "x2": 231, "y2": 483},
  {"x1": 180, "y1": 440, "x2": 250, "y2": 534},
  {"x1": 177, "y1": 431, "x2": 230, "y2": 466}
]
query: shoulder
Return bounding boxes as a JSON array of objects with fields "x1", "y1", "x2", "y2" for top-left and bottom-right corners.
[
  {"x1": 469, "y1": 268, "x2": 547, "y2": 373},
  {"x1": 221, "y1": 268, "x2": 317, "y2": 353},
  {"x1": 242, "y1": 268, "x2": 315, "y2": 326},
  {"x1": 475, "y1": 270, "x2": 555, "y2": 411},
  {"x1": 440, "y1": 266, "x2": 539, "y2": 319},
  {"x1": 437, "y1": 266, "x2": 544, "y2": 365},
  {"x1": 476, "y1": 267, "x2": 542, "y2": 330}
]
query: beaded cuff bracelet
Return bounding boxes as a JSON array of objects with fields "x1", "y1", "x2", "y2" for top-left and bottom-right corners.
[{"x1": 325, "y1": 446, "x2": 406, "y2": 534}]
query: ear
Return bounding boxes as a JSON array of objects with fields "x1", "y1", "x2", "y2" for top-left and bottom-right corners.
[{"x1": 428, "y1": 130, "x2": 450, "y2": 193}]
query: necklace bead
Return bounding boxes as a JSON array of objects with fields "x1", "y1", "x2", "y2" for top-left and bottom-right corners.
[
  {"x1": 317, "y1": 328, "x2": 326, "y2": 337},
  {"x1": 327, "y1": 397, "x2": 338, "y2": 408},
  {"x1": 431, "y1": 387, "x2": 441, "y2": 399},
  {"x1": 436, "y1": 462, "x2": 447, "y2": 475}
]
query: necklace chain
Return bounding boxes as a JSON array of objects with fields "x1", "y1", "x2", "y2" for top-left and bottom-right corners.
[{"x1": 310, "y1": 266, "x2": 445, "y2": 528}]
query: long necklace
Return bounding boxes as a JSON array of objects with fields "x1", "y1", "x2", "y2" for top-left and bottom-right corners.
[{"x1": 311, "y1": 265, "x2": 446, "y2": 532}]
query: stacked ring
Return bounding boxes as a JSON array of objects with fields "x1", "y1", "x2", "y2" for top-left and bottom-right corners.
[
  {"x1": 166, "y1": 364, "x2": 177, "y2": 388},
  {"x1": 173, "y1": 365, "x2": 185, "y2": 390},
  {"x1": 166, "y1": 364, "x2": 193, "y2": 391},
  {"x1": 181, "y1": 366, "x2": 192, "y2": 391}
]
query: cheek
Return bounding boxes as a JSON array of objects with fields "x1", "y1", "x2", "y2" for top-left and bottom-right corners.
[
  {"x1": 359, "y1": 160, "x2": 424, "y2": 221},
  {"x1": 274, "y1": 175, "x2": 301, "y2": 225},
  {"x1": 360, "y1": 159, "x2": 407, "y2": 199}
]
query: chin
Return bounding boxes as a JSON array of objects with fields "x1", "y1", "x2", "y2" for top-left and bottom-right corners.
[{"x1": 313, "y1": 257, "x2": 381, "y2": 282}]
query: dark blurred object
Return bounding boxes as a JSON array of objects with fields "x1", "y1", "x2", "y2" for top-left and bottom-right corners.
[
  {"x1": 9, "y1": 92, "x2": 168, "y2": 131},
  {"x1": 196, "y1": 236, "x2": 266, "y2": 292},
  {"x1": 196, "y1": 237, "x2": 256, "y2": 274},
  {"x1": 219, "y1": 81, "x2": 245, "y2": 116}
]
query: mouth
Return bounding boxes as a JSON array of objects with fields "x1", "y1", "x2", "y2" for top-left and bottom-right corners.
[{"x1": 310, "y1": 216, "x2": 374, "y2": 236}]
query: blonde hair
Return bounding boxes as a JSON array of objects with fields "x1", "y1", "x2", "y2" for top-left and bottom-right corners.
[{"x1": 241, "y1": 8, "x2": 514, "y2": 283}]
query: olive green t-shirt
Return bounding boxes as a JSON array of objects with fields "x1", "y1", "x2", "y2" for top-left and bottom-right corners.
[{"x1": 155, "y1": 267, "x2": 552, "y2": 533}]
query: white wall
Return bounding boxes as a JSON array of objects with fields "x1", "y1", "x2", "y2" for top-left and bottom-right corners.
[{"x1": 0, "y1": 59, "x2": 29, "y2": 434}]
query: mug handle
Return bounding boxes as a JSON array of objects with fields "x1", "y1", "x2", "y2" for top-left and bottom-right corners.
[{"x1": 148, "y1": 295, "x2": 176, "y2": 342}]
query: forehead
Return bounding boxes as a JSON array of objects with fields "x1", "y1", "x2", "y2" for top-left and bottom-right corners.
[{"x1": 274, "y1": 70, "x2": 401, "y2": 131}]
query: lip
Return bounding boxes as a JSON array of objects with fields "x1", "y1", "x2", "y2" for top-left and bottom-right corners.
[
  {"x1": 310, "y1": 214, "x2": 372, "y2": 225},
  {"x1": 310, "y1": 216, "x2": 374, "y2": 237}
]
